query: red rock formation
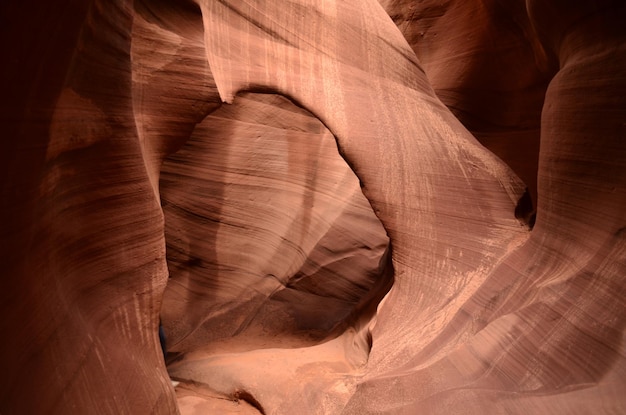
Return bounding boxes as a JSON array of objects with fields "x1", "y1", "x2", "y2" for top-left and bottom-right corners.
[
  {"x1": 2, "y1": 1, "x2": 178, "y2": 413},
  {"x1": 1, "y1": 0, "x2": 624, "y2": 414},
  {"x1": 380, "y1": 0, "x2": 558, "y2": 214},
  {"x1": 159, "y1": 92, "x2": 390, "y2": 352}
]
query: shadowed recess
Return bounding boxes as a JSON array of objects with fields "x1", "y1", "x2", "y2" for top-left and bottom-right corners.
[{"x1": 160, "y1": 92, "x2": 393, "y2": 353}]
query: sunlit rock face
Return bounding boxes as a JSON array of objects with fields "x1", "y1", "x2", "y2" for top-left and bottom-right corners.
[{"x1": 2, "y1": 0, "x2": 625, "y2": 414}]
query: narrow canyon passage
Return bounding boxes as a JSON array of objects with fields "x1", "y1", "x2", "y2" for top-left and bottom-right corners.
[{"x1": 2, "y1": 0, "x2": 625, "y2": 414}]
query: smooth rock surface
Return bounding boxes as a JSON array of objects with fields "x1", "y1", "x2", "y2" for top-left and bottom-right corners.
[
  {"x1": 1, "y1": 0, "x2": 624, "y2": 414},
  {"x1": 160, "y1": 92, "x2": 391, "y2": 353},
  {"x1": 380, "y1": 0, "x2": 558, "y2": 213}
]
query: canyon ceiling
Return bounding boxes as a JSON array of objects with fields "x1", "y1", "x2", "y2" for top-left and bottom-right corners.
[{"x1": 1, "y1": 0, "x2": 625, "y2": 414}]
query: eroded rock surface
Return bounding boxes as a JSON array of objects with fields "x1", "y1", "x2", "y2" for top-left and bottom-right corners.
[
  {"x1": 380, "y1": 0, "x2": 557, "y2": 213},
  {"x1": 1, "y1": 0, "x2": 624, "y2": 414},
  {"x1": 160, "y1": 92, "x2": 391, "y2": 352}
]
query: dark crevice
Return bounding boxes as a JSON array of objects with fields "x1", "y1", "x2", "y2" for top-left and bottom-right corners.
[
  {"x1": 514, "y1": 187, "x2": 536, "y2": 229},
  {"x1": 233, "y1": 390, "x2": 266, "y2": 415}
]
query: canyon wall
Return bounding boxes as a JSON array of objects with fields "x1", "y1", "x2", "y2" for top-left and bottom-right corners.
[{"x1": 1, "y1": 0, "x2": 624, "y2": 414}]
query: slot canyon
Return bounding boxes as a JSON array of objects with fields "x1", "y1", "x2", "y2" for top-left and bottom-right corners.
[{"x1": 1, "y1": 0, "x2": 625, "y2": 414}]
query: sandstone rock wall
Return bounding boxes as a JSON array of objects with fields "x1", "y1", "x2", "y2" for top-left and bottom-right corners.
[{"x1": 1, "y1": 0, "x2": 624, "y2": 414}]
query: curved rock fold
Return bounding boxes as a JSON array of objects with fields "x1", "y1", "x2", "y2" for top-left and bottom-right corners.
[{"x1": 1, "y1": 0, "x2": 624, "y2": 414}]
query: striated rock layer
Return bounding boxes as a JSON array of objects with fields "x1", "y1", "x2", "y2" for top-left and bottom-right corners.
[
  {"x1": 1, "y1": 0, "x2": 625, "y2": 414},
  {"x1": 160, "y1": 92, "x2": 391, "y2": 352},
  {"x1": 380, "y1": 0, "x2": 558, "y2": 214}
]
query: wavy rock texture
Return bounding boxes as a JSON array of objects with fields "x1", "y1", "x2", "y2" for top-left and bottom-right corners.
[
  {"x1": 1, "y1": 0, "x2": 625, "y2": 414},
  {"x1": 379, "y1": 0, "x2": 558, "y2": 214},
  {"x1": 160, "y1": 92, "x2": 391, "y2": 352}
]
